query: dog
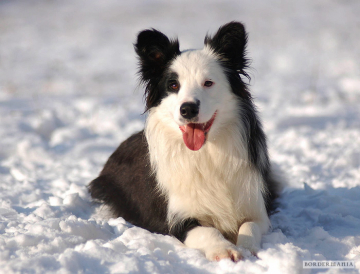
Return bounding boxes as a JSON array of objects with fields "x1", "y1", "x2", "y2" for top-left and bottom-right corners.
[{"x1": 89, "y1": 21, "x2": 279, "y2": 262}]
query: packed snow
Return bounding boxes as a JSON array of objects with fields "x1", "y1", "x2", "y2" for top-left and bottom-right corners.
[{"x1": 1, "y1": 0, "x2": 360, "y2": 273}]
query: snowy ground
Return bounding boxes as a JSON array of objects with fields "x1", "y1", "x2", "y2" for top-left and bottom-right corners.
[{"x1": 1, "y1": 0, "x2": 360, "y2": 273}]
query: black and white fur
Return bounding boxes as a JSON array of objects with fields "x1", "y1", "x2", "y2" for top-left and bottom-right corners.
[{"x1": 89, "y1": 22, "x2": 279, "y2": 261}]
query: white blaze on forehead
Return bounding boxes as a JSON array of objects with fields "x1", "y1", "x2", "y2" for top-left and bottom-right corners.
[{"x1": 169, "y1": 47, "x2": 226, "y2": 91}]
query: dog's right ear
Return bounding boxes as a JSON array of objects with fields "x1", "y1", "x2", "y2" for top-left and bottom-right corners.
[{"x1": 134, "y1": 29, "x2": 180, "y2": 84}]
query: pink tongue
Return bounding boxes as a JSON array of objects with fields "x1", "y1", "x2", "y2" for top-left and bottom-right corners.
[{"x1": 181, "y1": 124, "x2": 205, "y2": 151}]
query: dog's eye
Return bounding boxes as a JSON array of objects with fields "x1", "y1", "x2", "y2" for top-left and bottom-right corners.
[
  {"x1": 169, "y1": 81, "x2": 180, "y2": 91},
  {"x1": 204, "y1": 81, "x2": 214, "y2": 87}
]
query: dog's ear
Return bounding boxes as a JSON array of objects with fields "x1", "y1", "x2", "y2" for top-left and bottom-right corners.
[
  {"x1": 135, "y1": 29, "x2": 180, "y2": 83},
  {"x1": 204, "y1": 22, "x2": 249, "y2": 74},
  {"x1": 134, "y1": 29, "x2": 180, "y2": 111}
]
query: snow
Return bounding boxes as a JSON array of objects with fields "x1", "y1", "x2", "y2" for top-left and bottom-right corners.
[{"x1": 1, "y1": 0, "x2": 360, "y2": 273}]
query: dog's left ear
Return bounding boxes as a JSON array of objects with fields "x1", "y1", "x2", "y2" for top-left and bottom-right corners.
[{"x1": 204, "y1": 22, "x2": 249, "y2": 73}]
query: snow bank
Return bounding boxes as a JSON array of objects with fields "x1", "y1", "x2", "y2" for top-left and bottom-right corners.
[{"x1": 0, "y1": 0, "x2": 359, "y2": 273}]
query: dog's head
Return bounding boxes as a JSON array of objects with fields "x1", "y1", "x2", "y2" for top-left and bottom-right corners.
[{"x1": 135, "y1": 22, "x2": 251, "y2": 151}]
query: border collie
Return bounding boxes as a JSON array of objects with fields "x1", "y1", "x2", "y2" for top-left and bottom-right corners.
[{"x1": 89, "y1": 21, "x2": 279, "y2": 262}]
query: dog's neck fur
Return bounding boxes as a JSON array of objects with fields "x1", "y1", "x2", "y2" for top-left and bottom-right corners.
[{"x1": 145, "y1": 99, "x2": 269, "y2": 240}]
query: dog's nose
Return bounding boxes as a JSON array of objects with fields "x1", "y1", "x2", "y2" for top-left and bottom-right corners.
[{"x1": 180, "y1": 102, "x2": 199, "y2": 120}]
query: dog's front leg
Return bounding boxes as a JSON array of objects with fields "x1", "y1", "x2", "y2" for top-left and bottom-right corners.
[
  {"x1": 184, "y1": 226, "x2": 242, "y2": 262},
  {"x1": 237, "y1": 221, "x2": 264, "y2": 256}
]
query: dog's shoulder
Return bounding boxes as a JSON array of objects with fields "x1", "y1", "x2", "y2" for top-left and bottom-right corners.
[
  {"x1": 101, "y1": 130, "x2": 148, "y2": 175},
  {"x1": 88, "y1": 130, "x2": 168, "y2": 234}
]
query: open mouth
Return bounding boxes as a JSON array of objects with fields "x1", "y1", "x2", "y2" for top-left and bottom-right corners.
[{"x1": 179, "y1": 111, "x2": 217, "y2": 151}]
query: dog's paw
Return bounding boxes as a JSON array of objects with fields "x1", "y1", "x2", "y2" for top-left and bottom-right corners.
[
  {"x1": 237, "y1": 233, "x2": 260, "y2": 257},
  {"x1": 205, "y1": 244, "x2": 243, "y2": 262},
  {"x1": 238, "y1": 245, "x2": 259, "y2": 258}
]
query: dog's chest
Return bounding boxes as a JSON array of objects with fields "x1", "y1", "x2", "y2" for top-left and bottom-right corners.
[{"x1": 156, "y1": 144, "x2": 251, "y2": 234}]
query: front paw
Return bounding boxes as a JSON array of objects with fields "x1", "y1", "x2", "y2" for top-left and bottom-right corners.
[
  {"x1": 205, "y1": 244, "x2": 243, "y2": 262},
  {"x1": 237, "y1": 234, "x2": 260, "y2": 256}
]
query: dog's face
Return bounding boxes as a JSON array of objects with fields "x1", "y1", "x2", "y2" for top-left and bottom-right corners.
[{"x1": 135, "y1": 22, "x2": 250, "y2": 151}]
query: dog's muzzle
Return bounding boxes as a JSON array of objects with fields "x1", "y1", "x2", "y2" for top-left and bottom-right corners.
[{"x1": 180, "y1": 102, "x2": 199, "y2": 120}]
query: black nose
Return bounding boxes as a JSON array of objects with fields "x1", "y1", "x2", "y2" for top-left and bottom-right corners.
[{"x1": 180, "y1": 102, "x2": 199, "y2": 120}]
